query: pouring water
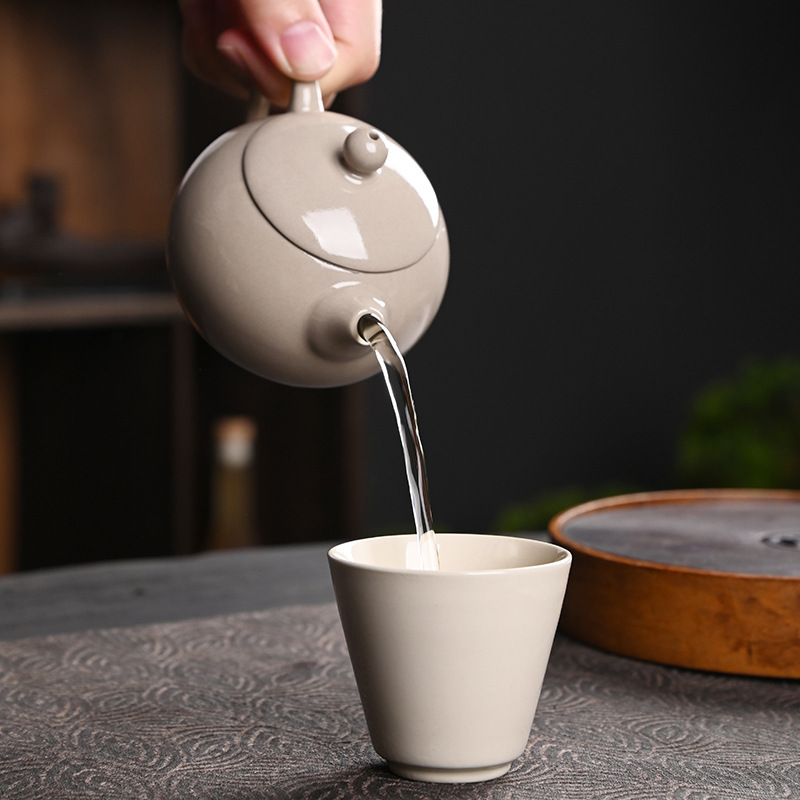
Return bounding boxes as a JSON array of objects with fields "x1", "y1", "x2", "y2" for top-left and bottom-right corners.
[{"x1": 359, "y1": 315, "x2": 440, "y2": 570}]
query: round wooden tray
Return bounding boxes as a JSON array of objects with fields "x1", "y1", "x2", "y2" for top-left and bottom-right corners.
[{"x1": 549, "y1": 489, "x2": 800, "y2": 678}]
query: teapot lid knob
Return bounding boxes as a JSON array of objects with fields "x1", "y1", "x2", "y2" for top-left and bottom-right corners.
[{"x1": 342, "y1": 127, "x2": 388, "y2": 174}]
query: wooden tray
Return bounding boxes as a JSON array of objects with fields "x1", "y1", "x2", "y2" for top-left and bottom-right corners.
[{"x1": 549, "y1": 489, "x2": 800, "y2": 678}]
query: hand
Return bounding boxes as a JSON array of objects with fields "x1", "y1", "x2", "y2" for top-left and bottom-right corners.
[{"x1": 179, "y1": 0, "x2": 381, "y2": 107}]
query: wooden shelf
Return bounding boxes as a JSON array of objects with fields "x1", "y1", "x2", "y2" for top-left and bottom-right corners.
[
  {"x1": 0, "y1": 286, "x2": 183, "y2": 331},
  {"x1": 0, "y1": 281, "x2": 196, "y2": 573}
]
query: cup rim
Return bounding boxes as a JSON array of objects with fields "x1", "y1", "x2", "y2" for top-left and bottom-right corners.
[{"x1": 327, "y1": 532, "x2": 571, "y2": 576}]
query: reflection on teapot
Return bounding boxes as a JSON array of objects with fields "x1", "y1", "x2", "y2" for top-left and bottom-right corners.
[{"x1": 167, "y1": 81, "x2": 449, "y2": 388}]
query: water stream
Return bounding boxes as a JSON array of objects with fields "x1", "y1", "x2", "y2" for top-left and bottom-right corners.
[{"x1": 358, "y1": 314, "x2": 440, "y2": 570}]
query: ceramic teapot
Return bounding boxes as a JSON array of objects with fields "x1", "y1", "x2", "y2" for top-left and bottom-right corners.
[{"x1": 167, "y1": 81, "x2": 449, "y2": 388}]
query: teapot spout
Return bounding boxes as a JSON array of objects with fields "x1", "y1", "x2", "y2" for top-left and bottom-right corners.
[
  {"x1": 357, "y1": 313, "x2": 385, "y2": 345},
  {"x1": 308, "y1": 286, "x2": 388, "y2": 364}
]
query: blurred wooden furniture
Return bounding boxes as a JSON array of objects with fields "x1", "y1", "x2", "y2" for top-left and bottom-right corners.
[
  {"x1": 0, "y1": 342, "x2": 16, "y2": 573},
  {"x1": 0, "y1": 0, "x2": 179, "y2": 572},
  {"x1": 0, "y1": 0, "x2": 178, "y2": 241},
  {"x1": 0, "y1": 0, "x2": 364, "y2": 572}
]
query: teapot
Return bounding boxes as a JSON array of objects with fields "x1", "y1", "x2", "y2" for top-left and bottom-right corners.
[{"x1": 167, "y1": 81, "x2": 449, "y2": 387}]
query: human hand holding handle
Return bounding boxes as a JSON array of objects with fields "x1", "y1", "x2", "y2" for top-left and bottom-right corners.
[{"x1": 179, "y1": 0, "x2": 381, "y2": 107}]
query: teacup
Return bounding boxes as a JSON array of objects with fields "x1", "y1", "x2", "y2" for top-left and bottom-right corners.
[{"x1": 328, "y1": 533, "x2": 571, "y2": 783}]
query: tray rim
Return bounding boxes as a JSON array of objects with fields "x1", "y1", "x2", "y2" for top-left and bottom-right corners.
[{"x1": 550, "y1": 487, "x2": 800, "y2": 581}]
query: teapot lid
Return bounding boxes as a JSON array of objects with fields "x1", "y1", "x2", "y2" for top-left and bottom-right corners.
[{"x1": 242, "y1": 82, "x2": 441, "y2": 273}]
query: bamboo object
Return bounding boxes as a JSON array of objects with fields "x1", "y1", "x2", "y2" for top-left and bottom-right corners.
[{"x1": 550, "y1": 489, "x2": 800, "y2": 678}]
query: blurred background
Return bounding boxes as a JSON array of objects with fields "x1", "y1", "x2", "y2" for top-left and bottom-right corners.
[
  {"x1": 364, "y1": 0, "x2": 800, "y2": 534},
  {"x1": 0, "y1": 0, "x2": 797, "y2": 572}
]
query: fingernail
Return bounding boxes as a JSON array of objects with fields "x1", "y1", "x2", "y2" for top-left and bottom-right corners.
[{"x1": 279, "y1": 21, "x2": 337, "y2": 78}]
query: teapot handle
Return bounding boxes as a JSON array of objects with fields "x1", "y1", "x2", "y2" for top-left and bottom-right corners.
[
  {"x1": 246, "y1": 91, "x2": 270, "y2": 121},
  {"x1": 246, "y1": 81, "x2": 323, "y2": 121}
]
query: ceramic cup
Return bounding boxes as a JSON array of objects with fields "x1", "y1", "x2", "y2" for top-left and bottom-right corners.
[{"x1": 327, "y1": 533, "x2": 572, "y2": 783}]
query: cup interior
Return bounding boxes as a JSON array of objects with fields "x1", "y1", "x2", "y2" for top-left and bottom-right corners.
[{"x1": 329, "y1": 533, "x2": 570, "y2": 573}]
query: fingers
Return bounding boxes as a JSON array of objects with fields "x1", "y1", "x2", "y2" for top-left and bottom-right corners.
[
  {"x1": 317, "y1": 0, "x2": 381, "y2": 99},
  {"x1": 217, "y1": 0, "x2": 335, "y2": 104},
  {"x1": 179, "y1": 0, "x2": 250, "y2": 98},
  {"x1": 179, "y1": 0, "x2": 381, "y2": 107}
]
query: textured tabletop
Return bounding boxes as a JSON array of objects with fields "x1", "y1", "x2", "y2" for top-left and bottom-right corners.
[
  {"x1": 2, "y1": 600, "x2": 799, "y2": 799},
  {"x1": 0, "y1": 544, "x2": 336, "y2": 641}
]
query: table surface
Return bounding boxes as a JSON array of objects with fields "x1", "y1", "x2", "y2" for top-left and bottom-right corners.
[{"x1": 1, "y1": 542, "x2": 798, "y2": 799}]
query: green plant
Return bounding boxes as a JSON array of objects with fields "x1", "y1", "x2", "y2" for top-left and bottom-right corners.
[
  {"x1": 493, "y1": 482, "x2": 641, "y2": 533},
  {"x1": 676, "y1": 358, "x2": 800, "y2": 489}
]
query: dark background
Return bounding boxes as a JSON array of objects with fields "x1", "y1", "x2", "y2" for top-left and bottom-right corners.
[
  {"x1": 356, "y1": 1, "x2": 799, "y2": 533},
  {"x1": 6, "y1": 1, "x2": 799, "y2": 569}
]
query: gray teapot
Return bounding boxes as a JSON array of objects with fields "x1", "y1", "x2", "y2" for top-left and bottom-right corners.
[{"x1": 167, "y1": 81, "x2": 449, "y2": 387}]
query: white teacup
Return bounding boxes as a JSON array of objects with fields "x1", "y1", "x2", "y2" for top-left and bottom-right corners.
[{"x1": 328, "y1": 533, "x2": 571, "y2": 783}]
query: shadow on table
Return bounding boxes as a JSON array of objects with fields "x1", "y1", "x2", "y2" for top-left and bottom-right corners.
[{"x1": 268, "y1": 762, "x2": 520, "y2": 799}]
